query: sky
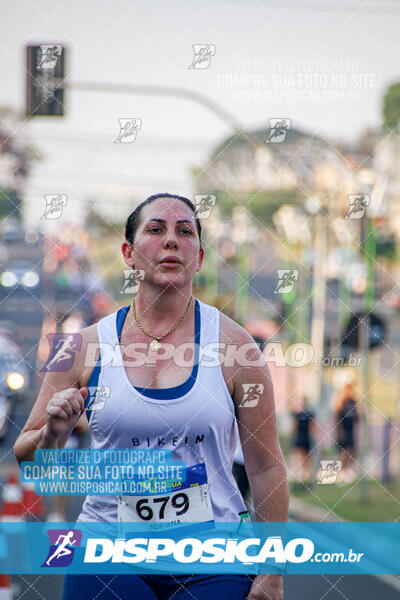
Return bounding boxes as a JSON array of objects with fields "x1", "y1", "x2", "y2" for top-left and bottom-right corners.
[{"x1": 1, "y1": 0, "x2": 400, "y2": 226}]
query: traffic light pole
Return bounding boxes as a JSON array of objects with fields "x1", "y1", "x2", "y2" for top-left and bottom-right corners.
[
  {"x1": 358, "y1": 213, "x2": 375, "y2": 502},
  {"x1": 310, "y1": 205, "x2": 328, "y2": 482},
  {"x1": 63, "y1": 81, "x2": 265, "y2": 150}
]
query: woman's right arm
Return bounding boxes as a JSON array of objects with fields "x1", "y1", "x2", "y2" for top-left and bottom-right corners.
[{"x1": 13, "y1": 329, "x2": 91, "y2": 464}]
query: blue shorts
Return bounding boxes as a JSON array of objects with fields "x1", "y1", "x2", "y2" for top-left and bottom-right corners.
[{"x1": 63, "y1": 573, "x2": 257, "y2": 599}]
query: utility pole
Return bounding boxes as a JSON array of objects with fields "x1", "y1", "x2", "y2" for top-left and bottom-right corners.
[
  {"x1": 232, "y1": 207, "x2": 250, "y2": 324},
  {"x1": 310, "y1": 203, "x2": 329, "y2": 481},
  {"x1": 203, "y1": 207, "x2": 222, "y2": 303},
  {"x1": 358, "y1": 211, "x2": 375, "y2": 502}
]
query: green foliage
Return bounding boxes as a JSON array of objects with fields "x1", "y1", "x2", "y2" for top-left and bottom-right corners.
[
  {"x1": 85, "y1": 202, "x2": 124, "y2": 237},
  {"x1": 382, "y1": 82, "x2": 400, "y2": 130},
  {"x1": 290, "y1": 479, "x2": 400, "y2": 521},
  {"x1": 0, "y1": 189, "x2": 22, "y2": 219},
  {"x1": 375, "y1": 234, "x2": 396, "y2": 261},
  {"x1": 0, "y1": 106, "x2": 41, "y2": 221}
]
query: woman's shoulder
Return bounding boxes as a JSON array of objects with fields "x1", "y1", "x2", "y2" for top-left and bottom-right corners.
[
  {"x1": 75, "y1": 315, "x2": 120, "y2": 388},
  {"x1": 77, "y1": 307, "x2": 121, "y2": 357},
  {"x1": 78, "y1": 321, "x2": 99, "y2": 345},
  {"x1": 196, "y1": 299, "x2": 261, "y2": 352},
  {"x1": 73, "y1": 322, "x2": 100, "y2": 386},
  {"x1": 218, "y1": 309, "x2": 255, "y2": 345}
]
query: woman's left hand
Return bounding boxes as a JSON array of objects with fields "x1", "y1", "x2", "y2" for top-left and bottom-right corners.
[{"x1": 247, "y1": 574, "x2": 283, "y2": 599}]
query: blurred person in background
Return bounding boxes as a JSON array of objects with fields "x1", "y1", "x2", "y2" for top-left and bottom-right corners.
[
  {"x1": 290, "y1": 395, "x2": 316, "y2": 484},
  {"x1": 334, "y1": 382, "x2": 359, "y2": 483}
]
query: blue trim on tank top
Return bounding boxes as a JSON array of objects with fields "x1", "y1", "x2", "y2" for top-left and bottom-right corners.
[
  {"x1": 85, "y1": 352, "x2": 102, "y2": 422},
  {"x1": 115, "y1": 299, "x2": 200, "y2": 399}
]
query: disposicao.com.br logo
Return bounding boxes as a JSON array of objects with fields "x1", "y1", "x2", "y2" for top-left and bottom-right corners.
[
  {"x1": 82, "y1": 536, "x2": 364, "y2": 568},
  {"x1": 84, "y1": 536, "x2": 309, "y2": 565},
  {"x1": 39, "y1": 529, "x2": 366, "y2": 573}
]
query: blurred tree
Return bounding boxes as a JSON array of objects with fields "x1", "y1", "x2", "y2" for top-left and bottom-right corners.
[
  {"x1": 189, "y1": 185, "x2": 302, "y2": 227},
  {"x1": 375, "y1": 232, "x2": 396, "y2": 261},
  {"x1": 84, "y1": 200, "x2": 122, "y2": 239},
  {"x1": 382, "y1": 82, "x2": 400, "y2": 130},
  {"x1": 0, "y1": 189, "x2": 22, "y2": 219},
  {"x1": 0, "y1": 106, "x2": 40, "y2": 220}
]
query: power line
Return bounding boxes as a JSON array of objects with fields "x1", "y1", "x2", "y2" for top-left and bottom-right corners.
[
  {"x1": 24, "y1": 129, "x2": 213, "y2": 150},
  {"x1": 217, "y1": 0, "x2": 400, "y2": 12}
]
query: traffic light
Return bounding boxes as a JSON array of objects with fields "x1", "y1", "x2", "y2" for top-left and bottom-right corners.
[
  {"x1": 341, "y1": 311, "x2": 386, "y2": 351},
  {"x1": 25, "y1": 44, "x2": 65, "y2": 117}
]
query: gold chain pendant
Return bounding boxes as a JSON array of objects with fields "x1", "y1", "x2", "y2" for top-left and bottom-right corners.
[{"x1": 150, "y1": 339, "x2": 162, "y2": 352}]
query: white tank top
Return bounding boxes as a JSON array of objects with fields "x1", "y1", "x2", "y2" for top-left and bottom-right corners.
[{"x1": 77, "y1": 298, "x2": 248, "y2": 524}]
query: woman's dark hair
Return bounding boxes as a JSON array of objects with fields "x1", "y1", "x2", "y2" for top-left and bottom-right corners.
[{"x1": 125, "y1": 193, "x2": 202, "y2": 248}]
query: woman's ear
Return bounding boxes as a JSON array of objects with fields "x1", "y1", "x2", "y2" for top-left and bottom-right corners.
[{"x1": 130, "y1": 243, "x2": 134, "y2": 267}]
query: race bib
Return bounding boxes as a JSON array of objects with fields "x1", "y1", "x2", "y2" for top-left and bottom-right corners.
[{"x1": 117, "y1": 462, "x2": 214, "y2": 532}]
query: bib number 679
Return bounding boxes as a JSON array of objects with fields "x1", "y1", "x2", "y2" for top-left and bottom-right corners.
[{"x1": 136, "y1": 492, "x2": 189, "y2": 521}]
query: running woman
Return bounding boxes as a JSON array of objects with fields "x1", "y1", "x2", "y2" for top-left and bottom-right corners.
[{"x1": 14, "y1": 193, "x2": 288, "y2": 600}]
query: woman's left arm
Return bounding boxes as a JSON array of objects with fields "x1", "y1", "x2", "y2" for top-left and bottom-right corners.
[
  {"x1": 230, "y1": 328, "x2": 289, "y2": 599},
  {"x1": 231, "y1": 333, "x2": 288, "y2": 520}
]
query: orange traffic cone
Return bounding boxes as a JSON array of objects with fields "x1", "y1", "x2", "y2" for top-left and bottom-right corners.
[
  {"x1": 1, "y1": 473, "x2": 24, "y2": 521},
  {"x1": 0, "y1": 574, "x2": 13, "y2": 599},
  {"x1": 21, "y1": 481, "x2": 44, "y2": 519}
]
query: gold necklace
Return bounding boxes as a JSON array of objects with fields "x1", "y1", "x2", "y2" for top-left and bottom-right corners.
[{"x1": 131, "y1": 295, "x2": 194, "y2": 351}]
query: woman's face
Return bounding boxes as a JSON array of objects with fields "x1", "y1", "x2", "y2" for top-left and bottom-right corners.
[{"x1": 123, "y1": 197, "x2": 204, "y2": 290}]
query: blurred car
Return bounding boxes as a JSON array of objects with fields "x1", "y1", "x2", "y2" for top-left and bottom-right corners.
[
  {"x1": 0, "y1": 217, "x2": 25, "y2": 242},
  {"x1": 0, "y1": 332, "x2": 29, "y2": 438},
  {"x1": 0, "y1": 322, "x2": 20, "y2": 345},
  {"x1": 0, "y1": 260, "x2": 40, "y2": 289}
]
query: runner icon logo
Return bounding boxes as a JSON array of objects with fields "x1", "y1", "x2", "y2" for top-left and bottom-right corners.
[
  {"x1": 42, "y1": 529, "x2": 82, "y2": 567},
  {"x1": 41, "y1": 333, "x2": 82, "y2": 372},
  {"x1": 114, "y1": 118, "x2": 142, "y2": 143},
  {"x1": 188, "y1": 45, "x2": 216, "y2": 69},
  {"x1": 239, "y1": 384, "x2": 264, "y2": 408},
  {"x1": 274, "y1": 269, "x2": 299, "y2": 294},
  {"x1": 265, "y1": 119, "x2": 291, "y2": 143},
  {"x1": 38, "y1": 45, "x2": 62, "y2": 70},
  {"x1": 121, "y1": 269, "x2": 145, "y2": 294},
  {"x1": 41, "y1": 194, "x2": 68, "y2": 219},
  {"x1": 87, "y1": 386, "x2": 111, "y2": 412},
  {"x1": 345, "y1": 195, "x2": 370, "y2": 219},
  {"x1": 193, "y1": 195, "x2": 216, "y2": 219},
  {"x1": 318, "y1": 460, "x2": 342, "y2": 484}
]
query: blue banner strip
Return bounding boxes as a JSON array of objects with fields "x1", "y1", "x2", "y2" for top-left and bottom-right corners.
[{"x1": 0, "y1": 522, "x2": 399, "y2": 574}]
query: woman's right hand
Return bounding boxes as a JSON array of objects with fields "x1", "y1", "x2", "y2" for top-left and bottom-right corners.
[{"x1": 45, "y1": 387, "x2": 88, "y2": 441}]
